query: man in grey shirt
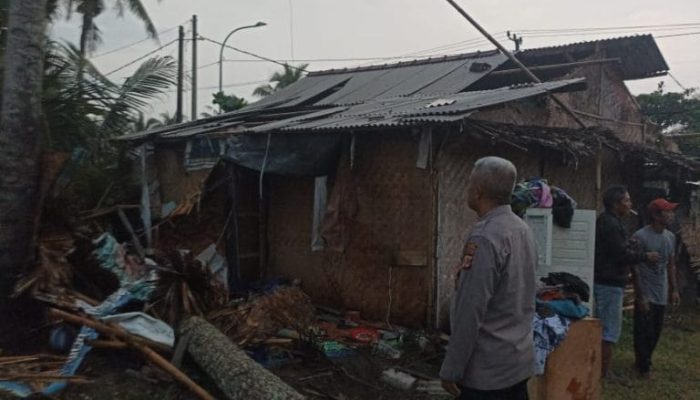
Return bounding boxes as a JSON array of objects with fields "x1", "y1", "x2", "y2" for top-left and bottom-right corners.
[
  {"x1": 440, "y1": 157, "x2": 537, "y2": 400},
  {"x1": 632, "y1": 198, "x2": 680, "y2": 379}
]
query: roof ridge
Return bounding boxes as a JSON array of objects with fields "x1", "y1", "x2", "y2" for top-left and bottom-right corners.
[{"x1": 308, "y1": 49, "x2": 501, "y2": 76}]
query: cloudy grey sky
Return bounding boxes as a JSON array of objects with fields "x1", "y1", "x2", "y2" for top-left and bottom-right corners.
[{"x1": 51, "y1": 0, "x2": 700, "y2": 121}]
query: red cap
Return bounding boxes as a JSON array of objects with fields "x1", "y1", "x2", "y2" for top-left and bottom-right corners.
[{"x1": 648, "y1": 198, "x2": 679, "y2": 212}]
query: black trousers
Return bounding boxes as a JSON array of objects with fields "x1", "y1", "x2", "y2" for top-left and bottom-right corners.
[
  {"x1": 633, "y1": 302, "x2": 666, "y2": 373},
  {"x1": 459, "y1": 379, "x2": 529, "y2": 400}
]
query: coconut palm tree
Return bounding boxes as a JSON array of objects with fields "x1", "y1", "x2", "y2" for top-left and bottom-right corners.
[
  {"x1": 253, "y1": 63, "x2": 308, "y2": 97},
  {"x1": 0, "y1": 0, "x2": 49, "y2": 337},
  {"x1": 132, "y1": 111, "x2": 163, "y2": 132},
  {"x1": 42, "y1": 42, "x2": 177, "y2": 145},
  {"x1": 62, "y1": 0, "x2": 160, "y2": 56}
]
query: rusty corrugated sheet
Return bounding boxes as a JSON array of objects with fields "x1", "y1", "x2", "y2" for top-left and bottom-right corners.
[{"x1": 247, "y1": 79, "x2": 585, "y2": 133}]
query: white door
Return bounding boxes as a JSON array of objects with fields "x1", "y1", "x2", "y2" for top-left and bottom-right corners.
[{"x1": 525, "y1": 209, "x2": 597, "y2": 307}]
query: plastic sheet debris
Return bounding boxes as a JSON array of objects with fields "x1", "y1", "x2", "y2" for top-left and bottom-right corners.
[
  {"x1": 101, "y1": 312, "x2": 175, "y2": 348},
  {"x1": 92, "y1": 233, "x2": 157, "y2": 301},
  {"x1": 374, "y1": 339, "x2": 403, "y2": 359},
  {"x1": 195, "y1": 243, "x2": 228, "y2": 290},
  {"x1": 381, "y1": 368, "x2": 417, "y2": 390}
]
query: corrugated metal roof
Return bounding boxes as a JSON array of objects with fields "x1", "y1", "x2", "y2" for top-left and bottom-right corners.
[
  {"x1": 316, "y1": 52, "x2": 508, "y2": 106},
  {"x1": 516, "y1": 35, "x2": 668, "y2": 80},
  {"x1": 246, "y1": 79, "x2": 585, "y2": 133},
  {"x1": 246, "y1": 73, "x2": 353, "y2": 110},
  {"x1": 240, "y1": 50, "x2": 508, "y2": 109}
]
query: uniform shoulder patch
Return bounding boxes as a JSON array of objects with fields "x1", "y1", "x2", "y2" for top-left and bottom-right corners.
[
  {"x1": 461, "y1": 241, "x2": 478, "y2": 270},
  {"x1": 454, "y1": 241, "x2": 478, "y2": 289}
]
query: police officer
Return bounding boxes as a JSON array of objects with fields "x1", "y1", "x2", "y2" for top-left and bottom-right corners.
[{"x1": 440, "y1": 156, "x2": 537, "y2": 400}]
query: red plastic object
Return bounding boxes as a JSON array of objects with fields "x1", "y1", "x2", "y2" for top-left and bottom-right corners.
[{"x1": 349, "y1": 327, "x2": 381, "y2": 343}]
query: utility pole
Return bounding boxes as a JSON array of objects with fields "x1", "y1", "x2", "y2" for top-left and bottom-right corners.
[
  {"x1": 443, "y1": 0, "x2": 586, "y2": 128},
  {"x1": 191, "y1": 15, "x2": 198, "y2": 121},
  {"x1": 507, "y1": 31, "x2": 523, "y2": 51},
  {"x1": 176, "y1": 25, "x2": 184, "y2": 123}
]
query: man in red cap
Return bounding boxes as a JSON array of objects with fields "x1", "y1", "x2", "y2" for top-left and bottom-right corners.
[{"x1": 631, "y1": 198, "x2": 681, "y2": 379}]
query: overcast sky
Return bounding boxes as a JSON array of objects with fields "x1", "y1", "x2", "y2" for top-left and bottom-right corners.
[{"x1": 50, "y1": 0, "x2": 700, "y2": 121}]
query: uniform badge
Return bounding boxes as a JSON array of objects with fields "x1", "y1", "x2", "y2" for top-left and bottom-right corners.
[{"x1": 454, "y1": 241, "x2": 478, "y2": 288}]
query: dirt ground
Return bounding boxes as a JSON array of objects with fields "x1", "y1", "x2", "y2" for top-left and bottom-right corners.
[
  {"x1": 0, "y1": 340, "x2": 446, "y2": 400},
  {"x1": 275, "y1": 345, "x2": 443, "y2": 400}
]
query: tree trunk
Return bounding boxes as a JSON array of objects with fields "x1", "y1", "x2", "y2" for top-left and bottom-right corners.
[
  {"x1": 180, "y1": 316, "x2": 305, "y2": 400},
  {"x1": 0, "y1": 0, "x2": 48, "y2": 331},
  {"x1": 79, "y1": 12, "x2": 93, "y2": 57}
]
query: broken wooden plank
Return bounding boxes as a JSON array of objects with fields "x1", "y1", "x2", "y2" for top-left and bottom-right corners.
[
  {"x1": 116, "y1": 207, "x2": 146, "y2": 258},
  {"x1": 49, "y1": 308, "x2": 214, "y2": 400}
]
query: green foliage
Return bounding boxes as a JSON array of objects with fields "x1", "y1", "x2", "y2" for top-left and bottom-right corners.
[
  {"x1": 100, "y1": 55, "x2": 177, "y2": 134},
  {"x1": 211, "y1": 91, "x2": 248, "y2": 113},
  {"x1": 637, "y1": 82, "x2": 700, "y2": 158},
  {"x1": 637, "y1": 82, "x2": 700, "y2": 132},
  {"x1": 41, "y1": 42, "x2": 176, "y2": 151},
  {"x1": 40, "y1": 42, "x2": 176, "y2": 210},
  {"x1": 131, "y1": 111, "x2": 163, "y2": 132},
  {"x1": 604, "y1": 310, "x2": 700, "y2": 399},
  {"x1": 253, "y1": 63, "x2": 308, "y2": 97}
]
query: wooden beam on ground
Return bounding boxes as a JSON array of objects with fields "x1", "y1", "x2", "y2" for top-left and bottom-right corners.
[{"x1": 48, "y1": 308, "x2": 213, "y2": 400}]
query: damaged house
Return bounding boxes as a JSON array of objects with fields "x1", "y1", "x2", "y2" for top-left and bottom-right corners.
[{"x1": 121, "y1": 35, "x2": 698, "y2": 328}]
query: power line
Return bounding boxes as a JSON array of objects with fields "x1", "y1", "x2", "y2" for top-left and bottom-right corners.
[
  {"x1": 198, "y1": 36, "x2": 308, "y2": 72},
  {"x1": 656, "y1": 31, "x2": 700, "y2": 39},
  {"x1": 402, "y1": 32, "x2": 506, "y2": 57},
  {"x1": 518, "y1": 28, "x2": 700, "y2": 39},
  {"x1": 668, "y1": 72, "x2": 688, "y2": 91},
  {"x1": 104, "y1": 38, "x2": 179, "y2": 77},
  {"x1": 166, "y1": 79, "x2": 269, "y2": 93},
  {"x1": 194, "y1": 36, "x2": 502, "y2": 69},
  {"x1": 513, "y1": 22, "x2": 700, "y2": 34},
  {"x1": 90, "y1": 21, "x2": 189, "y2": 59}
]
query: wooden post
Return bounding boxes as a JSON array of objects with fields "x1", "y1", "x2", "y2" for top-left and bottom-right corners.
[
  {"x1": 443, "y1": 0, "x2": 587, "y2": 128},
  {"x1": 427, "y1": 129, "x2": 439, "y2": 327},
  {"x1": 116, "y1": 207, "x2": 145, "y2": 258}
]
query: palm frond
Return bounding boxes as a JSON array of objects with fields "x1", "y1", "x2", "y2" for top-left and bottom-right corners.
[
  {"x1": 102, "y1": 55, "x2": 176, "y2": 135},
  {"x1": 120, "y1": 0, "x2": 158, "y2": 39},
  {"x1": 253, "y1": 84, "x2": 274, "y2": 97}
]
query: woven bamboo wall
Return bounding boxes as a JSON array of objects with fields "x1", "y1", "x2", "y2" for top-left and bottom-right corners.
[{"x1": 267, "y1": 132, "x2": 432, "y2": 327}]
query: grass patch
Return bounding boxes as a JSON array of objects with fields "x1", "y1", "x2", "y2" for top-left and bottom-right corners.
[{"x1": 603, "y1": 307, "x2": 700, "y2": 399}]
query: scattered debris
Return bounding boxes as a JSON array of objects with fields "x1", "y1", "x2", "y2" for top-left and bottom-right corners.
[
  {"x1": 415, "y1": 379, "x2": 452, "y2": 397},
  {"x1": 149, "y1": 250, "x2": 227, "y2": 327},
  {"x1": 209, "y1": 286, "x2": 314, "y2": 346},
  {"x1": 381, "y1": 368, "x2": 417, "y2": 390},
  {"x1": 4, "y1": 226, "x2": 446, "y2": 400}
]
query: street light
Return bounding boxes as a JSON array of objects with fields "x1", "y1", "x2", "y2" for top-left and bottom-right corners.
[{"x1": 218, "y1": 21, "x2": 267, "y2": 94}]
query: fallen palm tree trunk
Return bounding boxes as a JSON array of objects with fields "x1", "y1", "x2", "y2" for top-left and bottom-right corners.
[{"x1": 180, "y1": 316, "x2": 305, "y2": 400}]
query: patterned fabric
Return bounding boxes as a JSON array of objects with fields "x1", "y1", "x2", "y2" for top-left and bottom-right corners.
[{"x1": 532, "y1": 314, "x2": 571, "y2": 375}]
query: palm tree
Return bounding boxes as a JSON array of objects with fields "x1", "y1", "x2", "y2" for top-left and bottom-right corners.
[
  {"x1": 132, "y1": 111, "x2": 163, "y2": 132},
  {"x1": 156, "y1": 111, "x2": 181, "y2": 126},
  {"x1": 62, "y1": 0, "x2": 160, "y2": 56},
  {"x1": 253, "y1": 63, "x2": 308, "y2": 97},
  {"x1": 0, "y1": 0, "x2": 49, "y2": 337},
  {"x1": 42, "y1": 43, "x2": 177, "y2": 145}
]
